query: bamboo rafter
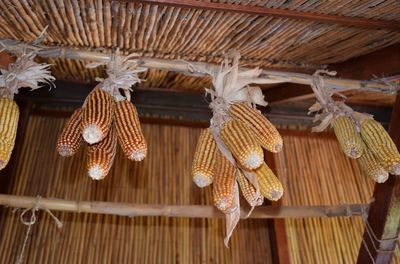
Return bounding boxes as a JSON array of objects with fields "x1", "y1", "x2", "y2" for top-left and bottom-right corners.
[
  {"x1": 0, "y1": 194, "x2": 368, "y2": 219},
  {"x1": 0, "y1": 39, "x2": 394, "y2": 93}
]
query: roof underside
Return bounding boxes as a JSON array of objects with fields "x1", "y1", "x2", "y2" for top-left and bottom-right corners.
[{"x1": 1, "y1": 0, "x2": 399, "y2": 105}]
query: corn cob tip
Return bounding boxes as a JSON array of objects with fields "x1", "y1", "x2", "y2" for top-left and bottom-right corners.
[
  {"x1": 82, "y1": 125, "x2": 102, "y2": 144},
  {"x1": 215, "y1": 198, "x2": 237, "y2": 213},
  {"x1": 0, "y1": 160, "x2": 3, "y2": 169},
  {"x1": 88, "y1": 165, "x2": 106, "y2": 180},
  {"x1": 389, "y1": 163, "x2": 400, "y2": 176},
  {"x1": 193, "y1": 173, "x2": 213, "y2": 188},
  {"x1": 130, "y1": 150, "x2": 146, "y2": 161},
  {"x1": 269, "y1": 189, "x2": 283, "y2": 201},
  {"x1": 373, "y1": 169, "x2": 389, "y2": 183},
  {"x1": 245, "y1": 153, "x2": 263, "y2": 170},
  {"x1": 57, "y1": 145, "x2": 74, "y2": 157},
  {"x1": 349, "y1": 147, "x2": 362, "y2": 159},
  {"x1": 272, "y1": 142, "x2": 283, "y2": 153}
]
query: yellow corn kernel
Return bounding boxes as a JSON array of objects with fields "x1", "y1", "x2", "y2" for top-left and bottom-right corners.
[
  {"x1": 0, "y1": 97, "x2": 19, "y2": 170},
  {"x1": 236, "y1": 170, "x2": 263, "y2": 207},
  {"x1": 56, "y1": 108, "x2": 83, "y2": 157},
  {"x1": 114, "y1": 100, "x2": 147, "y2": 161},
  {"x1": 213, "y1": 151, "x2": 236, "y2": 212},
  {"x1": 358, "y1": 144, "x2": 389, "y2": 183},
  {"x1": 192, "y1": 128, "x2": 217, "y2": 187},
  {"x1": 332, "y1": 116, "x2": 363, "y2": 159},
  {"x1": 255, "y1": 163, "x2": 283, "y2": 201},
  {"x1": 361, "y1": 119, "x2": 400, "y2": 175},
  {"x1": 81, "y1": 87, "x2": 114, "y2": 144},
  {"x1": 229, "y1": 103, "x2": 283, "y2": 153},
  {"x1": 87, "y1": 127, "x2": 117, "y2": 180},
  {"x1": 220, "y1": 119, "x2": 263, "y2": 170}
]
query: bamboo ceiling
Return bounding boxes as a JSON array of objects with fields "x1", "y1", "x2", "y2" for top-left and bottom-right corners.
[{"x1": 0, "y1": 0, "x2": 399, "y2": 105}]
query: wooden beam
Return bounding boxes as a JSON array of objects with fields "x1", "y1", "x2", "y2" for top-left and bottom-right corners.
[
  {"x1": 0, "y1": 52, "x2": 14, "y2": 69},
  {"x1": 357, "y1": 93, "x2": 400, "y2": 264},
  {"x1": 122, "y1": 0, "x2": 400, "y2": 30},
  {"x1": 266, "y1": 151, "x2": 291, "y2": 264},
  {"x1": 0, "y1": 38, "x2": 392, "y2": 92},
  {"x1": 13, "y1": 81, "x2": 392, "y2": 128},
  {"x1": 334, "y1": 43, "x2": 400, "y2": 80},
  {"x1": 268, "y1": 43, "x2": 400, "y2": 105},
  {"x1": 0, "y1": 194, "x2": 368, "y2": 218}
]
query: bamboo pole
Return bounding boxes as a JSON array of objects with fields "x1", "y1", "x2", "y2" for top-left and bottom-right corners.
[
  {"x1": 0, "y1": 38, "x2": 393, "y2": 92},
  {"x1": 0, "y1": 194, "x2": 368, "y2": 219}
]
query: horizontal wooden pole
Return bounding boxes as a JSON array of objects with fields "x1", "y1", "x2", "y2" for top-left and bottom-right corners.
[
  {"x1": 0, "y1": 194, "x2": 368, "y2": 219},
  {"x1": 123, "y1": 0, "x2": 400, "y2": 30},
  {"x1": 0, "y1": 39, "x2": 392, "y2": 93}
]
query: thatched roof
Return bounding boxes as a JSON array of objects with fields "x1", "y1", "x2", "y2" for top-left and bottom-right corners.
[{"x1": 1, "y1": 0, "x2": 399, "y2": 105}]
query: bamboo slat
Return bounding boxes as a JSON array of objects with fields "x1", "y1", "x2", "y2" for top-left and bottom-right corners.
[
  {"x1": 0, "y1": 115, "x2": 273, "y2": 263},
  {"x1": 274, "y1": 134, "x2": 400, "y2": 263}
]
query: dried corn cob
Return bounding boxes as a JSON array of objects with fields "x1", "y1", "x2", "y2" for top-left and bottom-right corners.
[
  {"x1": 191, "y1": 129, "x2": 217, "y2": 187},
  {"x1": 358, "y1": 143, "x2": 389, "y2": 183},
  {"x1": 56, "y1": 108, "x2": 83, "y2": 157},
  {"x1": 255, "y1": 163, "x2": 283, "y2": 201},
  {"x1": 87, "y1": 127, "x2": 117, "y2": 180},
  {"x1": 114, "y1": 100, "x2": 147, "y2": 161},
  {"x1": 332, "y1": 116, "x2": 363, "y2": 159},
  {"x1": 81, "y1": 88, "x2": 114, "y2": 145},
  {"x1": 236, "y1": 170, "x2": 263, "y2": 206},
  {"x1": 213, "y1": 151, "x2": 236, "y2": 212},
  {"x1": 229, "y1": 103, "x2": 283, "y2": 153},
  {"x1": 220, "y1": 119, "x2": 263, "y2": 170},
  {"x1": 361, "y1": 119, "x2": 400, "y2": 175},
  {"x1": 0, "y1": 97, "x2": 19, "y2": 170}
]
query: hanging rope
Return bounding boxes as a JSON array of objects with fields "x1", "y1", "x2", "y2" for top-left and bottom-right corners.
[{"x1": 15, "y1": 196, "x2": 62, "y2": 264}]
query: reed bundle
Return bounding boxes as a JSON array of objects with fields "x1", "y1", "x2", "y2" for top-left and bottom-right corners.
[{"x1": 0, "y1": 115, "x2": 273, "y2": 263}]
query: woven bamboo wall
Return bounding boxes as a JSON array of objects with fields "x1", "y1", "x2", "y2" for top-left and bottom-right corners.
[
  {"x1": 274, "y1": 134, "x2": 400, "y2": 263},
  {"x1": 0, "y1": 115, "x2": 273, "y2": 264}
]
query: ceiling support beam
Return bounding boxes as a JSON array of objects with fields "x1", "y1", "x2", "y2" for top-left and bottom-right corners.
[
  {"x1": 357, "y1": 93, "x2": 400, "y2": 264},
  {"x1": 0, "y1": 38, "x2": 391, "y2": 93},
  {"x1": 267, "y1": 43, "x2": 400, "y2": 105},
  {"x1": 14, "y1": 81, "x2": 392, "y2": 128},
  {"x1": 122, "y1": 0, "x2": 400, "y2": 30}
]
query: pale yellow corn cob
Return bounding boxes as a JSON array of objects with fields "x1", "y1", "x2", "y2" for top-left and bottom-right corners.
[
  {"x1": 358, "y1": 143, "x2": 389, "y2": 183},
  {"x1": 236, "y1": 170, "x2": 264, "y2": 206},
  {"x1": 87, "y1": 127, "x2": 117, "y2": 180},
  {"x1": 191, "y1": 128, "x2": 217, "y2": 187},
  {"x1": 114, "y1": 100, "x2": 147, "y2": 161},
  {"x1": 0, "y1": 97, "x2": 19, "y2": 170},
  {"x1": 229, "y1": 103, "x2": 283, "y2": 153},
  {"x1": 332, "y1": 116, "x2": 363, "y2": 159},
  {"x1": 255, "y1": 163, "x2": 283, "y2": 201},
  {"x1": 361, "y1": 119, "x2": 400, "y2": 175},
  {"x1": 220, "y1": 119, "x2": 263, "y2": 170},
  {"x1": 81, "y1": 87, "x2": 114, "y2": 144},
  {"x1": 213, "y1": 151, "x2": 236, "y2": 212},
  {"x1": 56, "y1": 108, "x2": 83, "y2": 157}
]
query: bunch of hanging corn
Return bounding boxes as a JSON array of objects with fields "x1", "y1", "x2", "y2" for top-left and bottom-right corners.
[
  {"x1": 56, "y1": 87, "x2": 147, "y2": 180},
  {"x1": 0, "y1": 97, "x2": 19, "y2": 171},
  {"x1": 331, "y1": 114, "x2": 400, "y2": 183},
  {"x1": 191, "y1": 102, "x2": 283, "y2": 212},
  {"x1": 359, "y1": 119, "x2": 400, "y2": 179}
]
